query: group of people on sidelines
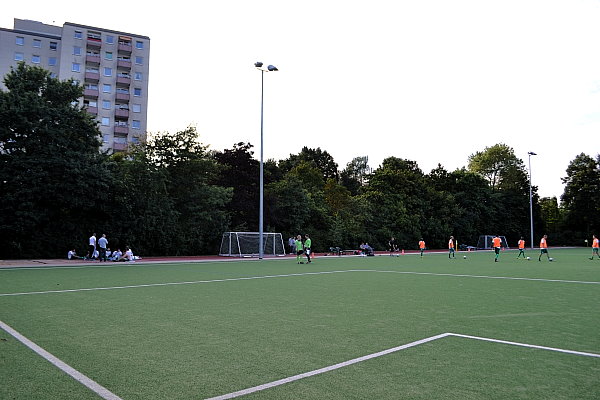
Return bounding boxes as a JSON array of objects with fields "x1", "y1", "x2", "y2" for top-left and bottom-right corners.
[
  {"x1": 289, "y1": 234, "x2": 312, "y2": 264},
  {"x1": 67, "y1": 233, "x2": 138, "y2": 262}
]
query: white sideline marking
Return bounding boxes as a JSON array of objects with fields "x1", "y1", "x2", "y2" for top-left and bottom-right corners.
[
  {"x1": 448, "y1": 333, "x2": 600, "y2": 358},
  {"x1": 204, "y1": 333, "x2": 451, "y2": 400},
  {"x1": 206, "y1": 332, "x2": 600, "y2": 399},
  {"x1": 0, "y1": 320, "x2": 122, "y2": 400},
  {"x1": 1, "y1": 269, "x2": 598, "y2": 297}
]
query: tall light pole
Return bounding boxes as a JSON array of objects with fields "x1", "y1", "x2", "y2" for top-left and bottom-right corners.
[
  {"x1": 255, "y1": 62, "x2": 278, "y2": 259},
  {"x1": 528, "y1": 151, "x2": 537, "y2": 250}
]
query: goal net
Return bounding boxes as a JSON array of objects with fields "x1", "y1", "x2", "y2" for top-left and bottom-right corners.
[
  {"x1": 477, "y1": 235, "x2": 509, "y2": 249},
  {"x1": 219, "y1": 232, "x2": 286, "y2": 257}
]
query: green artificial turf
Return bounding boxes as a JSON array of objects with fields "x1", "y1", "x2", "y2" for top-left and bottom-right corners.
[{"x1": 1, "y1": 248, "x2": 599, "y2": 399}]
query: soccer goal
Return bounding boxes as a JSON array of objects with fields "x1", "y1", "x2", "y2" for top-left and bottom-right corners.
[
  {"x1": 219, "y1": 232, "x2": 286, "y2": 257},
  {"x1": 477, "y1": 235, "x2": 509, "y2": 249}
]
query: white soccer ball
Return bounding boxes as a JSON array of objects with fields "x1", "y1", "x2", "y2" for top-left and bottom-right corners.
[
  {"x1": 549, "y1": 257, "x2": 554, "y2": 262},
  {"x1": 463, "y1": 255, "x2": 467, "y2": 259},
  {"x1": 526, "y1": 257, "x2": 530, "y2": 260}
]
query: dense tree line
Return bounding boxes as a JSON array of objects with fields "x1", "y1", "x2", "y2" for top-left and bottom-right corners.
[{"x1": 1, "y1": 64, "x2": 598, "y2": 258}]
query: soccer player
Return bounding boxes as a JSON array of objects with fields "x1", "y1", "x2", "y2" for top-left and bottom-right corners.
[
  {"x1": 419, "y1": 238, "x2": 426, "y2": 257},
  {"x1": 492, "y1": 235, "x2": 502, "y2": 262},
  {"x1": 539, "y1": 234, "x2": 550, "y2": 261},
  {"x1": 590, "y1": 235, "x2": 599, "y2": 260},
  {"x1": 517, "y1": 237, "x2": 526, "y2": 258},
  {"x1": 448, "y1": 236, "x2": 455, "y2": 259},
  {"x1": 388, "y1": 237, "x2": 398, "y2": 256},
  {"x1": 304, "y1": 234, "x2": 312, "y2": 263},
  {"x1": 295, "y1": 235, "x2": 304, "y2": 264}
]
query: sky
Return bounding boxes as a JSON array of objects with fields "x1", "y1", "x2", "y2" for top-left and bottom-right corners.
[{"x1": 3, "y1": 0, "x2": 600, "y2": 199}]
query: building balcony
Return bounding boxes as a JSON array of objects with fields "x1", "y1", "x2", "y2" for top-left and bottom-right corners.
[
  {"x1": 114, "y1": 126, "x2": 129, "y2": 135},
  {"x1": 87, "y1": 38, "x2": 102, "y2": 48},
  {"x1": 84, "y1": 89, "x2": 99, "y2": 98},
  {"x1": 113, "y1": 142, "x2": 128, "y2": 151},
  {"x1": 117, "y1": 59, "x2": 131, "y2": 69},
  {"x1": 116, "y1": 76, "x2": 131, "y2": 86},
  {"x1": 115, "y1": 92, "x2": 130, "y2": 101},
  {"x1": 86, "y1": 55, "x2": 101, "y2": 65},
  {"x1": 85, "y1": 72, "x2": 100, "y2": 82},
  {"x1": 86, "y1": 106, "x2": 98, "y2": 115},
  {"x1": 118, "y1": 43, "x2": 132, "y2": 54},
  {"x1": 115, "y1": 109, "x2": 129, "y2": 118}
]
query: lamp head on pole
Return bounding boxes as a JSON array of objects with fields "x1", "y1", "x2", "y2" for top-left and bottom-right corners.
[
  {"x1": 254, "y1": 61, "x2": 263, "y2": 68},
  {"x1": 254, "y1": 62, "x2": 278, "y2": 72},
  {"x1": 528, "y1": 151, "x2": 537, "y2": 156}
]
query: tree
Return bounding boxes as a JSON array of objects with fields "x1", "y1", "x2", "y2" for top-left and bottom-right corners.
[
  {"x1": 561, "y1": 153, "x2": 600, "y2": 235},
  {"x1": 468, "y1": 143, "x2": 528, "y2": 192},
  {"x1": 340, "y1": 156, "x2": 370, "y2": 195},
  {"x1": 279, "y1": 147, "x2": 339, "y2": 181},
  {"x1": 0, "y1": 63, "x2": 109, "y2": 258}
]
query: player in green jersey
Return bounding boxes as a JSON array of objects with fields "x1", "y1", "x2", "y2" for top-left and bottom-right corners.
[
  {"x1": 304, "y1": 234, "x2": 312, "y2": 263},
  {"x1": 295, "y1": 235, "x2": 304, "y2": 264}
]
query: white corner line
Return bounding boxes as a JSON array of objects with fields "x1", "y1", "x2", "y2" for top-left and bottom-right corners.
[
  {"x1": 447, "y1": 333, "x2": 600, "y2": 358},
  {"x1": 205, "y1": 332, "x2": 600, "y2": 400},
  {"x1": 204, "y1": 333, "x2": 451, "y2": 400},
  {"x1": 0, "y1": 320, "x2": 123, "y2": 400}
]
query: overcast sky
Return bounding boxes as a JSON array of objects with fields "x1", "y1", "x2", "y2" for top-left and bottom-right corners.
[{"x1": 4, "y1": 0, "x2": 600, "y2": 199}]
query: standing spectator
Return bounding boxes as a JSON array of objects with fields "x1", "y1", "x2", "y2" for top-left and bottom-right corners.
[
  {"x1": 98, "y1": 234, "x2": 108, "y2": 262},
  {"x1": 304, "y1": 234, "x2": 312, "y2": 263},
  {"x1": 288, "y1": 237, "x2": 296, "y2": 255},
  {"x1": 517, "y1": 237, "x2": 526, "y2": 259},
  {"x1": 419, "y1": 238, "x2": 426, "y2": 258},
  {"x1": 448, "y1": 236, "x2": 456, "y2": 259},
  {"x1": 295, "y1": 235, "x2": 304, "y2": 264},
  {"x1": 388, "y1": 237, "x2": 398, "y2": 256},
  {"x1": 538, "y1": 235, "x2": 550, "y2": 261},
  {"x1": 492, "y1": 235, "x2": 502, "y2": 262},
  {"x1": 87, "y1": 233, "x2": 97, "y2": 260},
  {"x1": 590, "y1": 235, "x2": 599, "y2": 260}
]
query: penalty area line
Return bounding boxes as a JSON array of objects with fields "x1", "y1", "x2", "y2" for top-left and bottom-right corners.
[
  {"x1": 0, "y1": 320, "x2": 123, "y2": 400},
  {"x1": 206, "y1": 332, "x2": 600, "y2": 399}
]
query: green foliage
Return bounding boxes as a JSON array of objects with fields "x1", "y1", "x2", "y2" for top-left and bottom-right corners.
[{"x1": 561, "y1": 153, "x2": 600, "y2": 236}]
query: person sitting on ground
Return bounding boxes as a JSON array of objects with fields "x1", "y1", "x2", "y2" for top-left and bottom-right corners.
[
  {"x1": 119, "y1": 247, "x2": 134, "y2": 262},
  {"x1": 111, "y1": 248, "x2": 123, "y2": 261},
  {"x1": 67, "y1": 249, "x2": 82, "y2": 260}
]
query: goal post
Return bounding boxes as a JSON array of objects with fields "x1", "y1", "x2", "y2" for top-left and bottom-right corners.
[
  {"x1": 219, "y1": 232, "x2": 286, "y2": 257},
  {"x1": 477, "y1": 235, "x2": 509, "y2": 250}
]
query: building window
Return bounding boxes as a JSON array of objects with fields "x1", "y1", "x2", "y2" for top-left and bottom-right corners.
[
  {"x1": 132, "y1": 104, "x2": 141, "y2": 113},
  {"x1": 132, "y1": 120, "x2": 141, "y2": 129},
  {"x1": 31, "y1": 55, "x2": 41, "y2": 64},
  {"x1": 134, "y1": 72, "x2": 142, "y2": 81},
  {"x1": 104, "y1": 67, "x2": 112, "y2": 77},
  {"x1": 72, "y1": 63, "x2": 81, "y2": 72},
  {"x1": 102, "y1": 100, "x2": 111, "y2": 109},
  {"x1": 85, "y1": 83, "x2": 98, "y2": 90},
  {"x1": 101, "y1": 117, "x2": 110, "y2": 126},
  {"x1": 48, "y1": 57, "x2": 57, "y2": 66},
  {"x1": 135, "y1": 41, "x2": 144, "y2": 50},
  {"x1": 103, "y1": 134, "x2": 110, "y2": 143},
  {"x1": 50, "y1": 42, "x2": 58, "y2": 51},
  {"x1": 103, "y1": 84, "x2": 111, "y2": 93},
  {"x1": 14, "y1": 52, "x2": 24, "y2": 61},
  {"x1": 33, "y1": 39, "x2": 41, "y2": 48},
  {"x1": 16, "y1": 36, "x2": 24, "y2": 46},
  {"x1": 74, "y1": 31, "x2": 82, "y2": 39},
  {"x1": 135, "y1": 56, "x2": 143, "y2": 65},
  {"x1": 133, "y1": 88, "x2": 142, "y2": 97},
  {"x1": 106, "y1": 35, "x2": 114, "y2": 44},
  {"x1": 88, "y1": 31, "x2": 102, "y2": 41},
  {"x1": 105, "y1": 51, "x2": 113, "y2": 60},
  {"x1": 73, "y1": 46, "x2": 82, "y2": 56}
]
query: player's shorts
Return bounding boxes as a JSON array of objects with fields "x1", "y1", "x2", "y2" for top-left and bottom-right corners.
[
  {"x1": 305, "y1": 248, "x2": 311, "y2": 255},
  {"x1": 540, "y1": 248, "x2": 548, "y2": 254},
  {"x1": 297, "y1": 250, "x2": 304, "y2": 255},
  {"x1": 593, "y1": 248, "x2": 599, "y2": 254},
  {"x1": 494, "y1": 247, "x2": 500, "y2": 254}
]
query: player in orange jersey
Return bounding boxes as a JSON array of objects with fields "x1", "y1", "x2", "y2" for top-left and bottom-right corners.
[
  {"x1": 590, "y1": 235, "x2": 599, "y2": 260},
  {"x1": 448, "y1": 236, "x2": 455, "y2": 259},
  {"x1": 517, "y1": 237, "x2": 526, "y2": 259},
  {"x1": 538, "y1": 234, "x2": 550, "y2": 261},
  {"x1": 419, "y1": 238, "x2": 426, "y2": 258},
  {"x1": 492, "y1": 235, "x2": 502, "y2": 262}
]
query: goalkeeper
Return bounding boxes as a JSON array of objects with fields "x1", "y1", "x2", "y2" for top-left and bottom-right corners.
[
  {"x1": 304, "y1": 234, "x2": 312, "y2": 263},
  {"x1": 295, "y1": 235, "x2": 305, "y2": 264}
]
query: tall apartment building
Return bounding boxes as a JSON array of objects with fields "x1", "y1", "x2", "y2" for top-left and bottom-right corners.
[{"x1": 0, "y1": 18, "x2": 150, "y2": 152}]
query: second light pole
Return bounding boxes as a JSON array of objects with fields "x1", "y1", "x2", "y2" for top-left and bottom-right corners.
[
  {"x1": 255, "y1": 62, "x2": 278, "y2": 259},
  {"x1": 528, "y1": 151, "x2": 537, "y2": 250}
]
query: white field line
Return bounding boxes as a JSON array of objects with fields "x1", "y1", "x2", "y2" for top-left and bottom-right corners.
[
  {"x1": 0, "y1": 320, "x2": 123, "y2": 400},
  {"x1": 206, "y1": 332, "x2": 600, "y2": 400},
  {"x1": 204, "y1": 333, "x2": 452, "y2": 400},
  {"x1": 1, "y1": 269, "x2": 599, "y2": 297}
]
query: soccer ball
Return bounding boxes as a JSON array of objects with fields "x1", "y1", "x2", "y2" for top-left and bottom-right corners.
[
  {"x1": 463, "y1": 255, "x2": 467, "y2": 259},
  {"x1": 549, "y1": 257, "x2": 554, "y2": 262},
  {"x1": 526, "y1": 257, "x2": 530, "y2": 260}
]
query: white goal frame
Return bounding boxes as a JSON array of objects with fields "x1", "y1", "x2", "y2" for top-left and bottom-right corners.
[
  {"x1": 477, "y1": 235, "x2": 509, "y2": 249},
  {"x1": 219, "y1": 232, "x2": 286, "y2": 257}
]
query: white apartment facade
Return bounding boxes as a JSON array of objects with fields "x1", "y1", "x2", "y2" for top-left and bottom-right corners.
[{"x1": 0, "y1": 19, "x2": 150, "y2": 152}]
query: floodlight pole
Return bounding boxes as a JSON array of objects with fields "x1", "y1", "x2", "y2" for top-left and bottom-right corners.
[
  {"x1": 255, "y1": 62, "x2": 278, "y2": 259},
  {"x1": 528, "y1": 151, "x2": 537, "y2": 250}
]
